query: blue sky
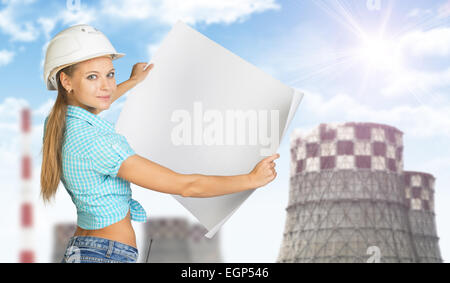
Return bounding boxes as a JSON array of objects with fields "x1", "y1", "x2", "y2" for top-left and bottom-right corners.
[{"x1": 0, "y1": 0, "x2": 449, "y2": 263}]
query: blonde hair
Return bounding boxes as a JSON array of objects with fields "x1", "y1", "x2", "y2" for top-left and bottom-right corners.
[{"x1": 40, "y1": 64, "x2": 77, "y2": 203}]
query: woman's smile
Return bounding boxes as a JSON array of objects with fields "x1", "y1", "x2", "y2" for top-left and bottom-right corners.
[{"x1": 97, "y1": 95, "x2": 111, "y2": 101}]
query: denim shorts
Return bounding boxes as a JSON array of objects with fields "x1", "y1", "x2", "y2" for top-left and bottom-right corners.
[{"x1": 61, "y1": 236, "x2": 139, "y2": 263}]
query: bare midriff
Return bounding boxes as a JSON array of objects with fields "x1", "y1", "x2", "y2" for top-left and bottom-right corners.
[{"x1": 73, "y1": 209, "x2": 137, "y2": 248}]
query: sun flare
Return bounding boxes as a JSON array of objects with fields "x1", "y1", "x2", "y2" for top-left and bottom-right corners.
[{"x1": 355, "y1": 36, "x2": 403, "y2": 73}]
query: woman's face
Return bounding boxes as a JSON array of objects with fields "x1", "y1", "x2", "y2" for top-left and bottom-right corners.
[{"x1": 60, "y1": 56, "x2": 116, "y2": 114}]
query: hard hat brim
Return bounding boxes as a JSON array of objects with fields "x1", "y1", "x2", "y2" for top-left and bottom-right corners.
[{"x1": 46, "y1": 52, "x2": 125, "y2": 91}]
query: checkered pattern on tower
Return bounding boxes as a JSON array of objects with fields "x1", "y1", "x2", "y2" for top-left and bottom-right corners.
[
  {"x1": 403, "y1": 171, "x2": 442, "y2": 262},
  {"x1": 146, "y1": 218, "x2": 190, "y2": 239},
  {"x1": 403, "y1": 172, "x2": 435, "y2": 212},
  {"x1": 290, "y1": 123, "x2": 404, "y2": 175},
  {"x1": 280, "y1": 123, "x2": 442, "y2": 263}
]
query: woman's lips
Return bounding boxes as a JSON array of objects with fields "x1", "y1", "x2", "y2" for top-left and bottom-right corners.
[{"x1": 97, "y1": 95, "x2": 110, "y2": 100}]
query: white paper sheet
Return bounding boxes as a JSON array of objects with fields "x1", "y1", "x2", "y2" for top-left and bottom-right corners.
[{"x1": 115, "y1": 20, "x2": 303, "y2": 238}]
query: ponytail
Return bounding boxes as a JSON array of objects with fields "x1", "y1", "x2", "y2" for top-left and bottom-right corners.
[{"x1": 40, "y1": 64, "x2": 77, "y2": 203}]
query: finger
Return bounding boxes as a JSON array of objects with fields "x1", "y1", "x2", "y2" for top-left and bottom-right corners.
[
  {"x1": 264, "y1": 153, "x2": 280, "y2": 163},
  {"x1": 144, "y1": 63, "x2": 154, "y2": 71}
]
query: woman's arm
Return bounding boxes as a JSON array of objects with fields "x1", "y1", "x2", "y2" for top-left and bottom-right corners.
[
  {"x1": 117, "y1": 153, "x2": 279, "y2": 198},
  {"x1": 111, "y1": 63, "x2": 154, "y2": 104},
  {"x1": 111, "y1": 79, "x2": 138, "y2": 104}
]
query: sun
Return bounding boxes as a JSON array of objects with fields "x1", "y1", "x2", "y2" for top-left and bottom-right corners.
[{"x1": 354, "y1": 35, "x2": 403, "y2": 73}]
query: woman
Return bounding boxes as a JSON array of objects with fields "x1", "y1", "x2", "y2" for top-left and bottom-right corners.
[{"x1": 41, "y1": 24, "x2": 279, "y2": 263}]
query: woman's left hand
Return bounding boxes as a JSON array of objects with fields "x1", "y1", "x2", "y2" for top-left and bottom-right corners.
[{"x1": 129, "y1": 62, "x2": 154, "y2": 85}]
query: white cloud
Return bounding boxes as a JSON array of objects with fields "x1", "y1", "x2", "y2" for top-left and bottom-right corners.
[
  {"x1": 39, "y1": 0, "x2": 279, "y2": 80},
  {"x1": 407, "y1": 8, "x2": 433, "y2": 18},
  {"x1": 37, "y1": 17, "x2": 57, "y2": 40},
  {"x1": 59, "y1": 5, "x2": 96, "y2": 26},
  {"x1": 101, "y1": 0, "x2": 281, "y2": 25},
  {"x1": 407, "y1": 0, "x2": 449, "y2": 19},
  {"x1": 101, "y1": 0, "x2": 156, "y2": 20},
  {"x1": 32, "y1": 98, "x2": 55, "y2": 118},
  {"x1": 1, "y1": 0, "x2": 94, "y2": 53},
  {"x1": 379, "y1": 27, "x2": 450, "y2": 98},
  {"x1": 0, "y1": 0, "x2": 39, "y2": 42},
  {"x1": 0, "y1": 97, "x2": 29, "y2": 121},
  {"x1": 298, "y1": 90, "x2": 450, "y2": 139},
  {"x1": 40, "y1": 0, "x2": 95, "y2": 29},
  {"x1": 438, "y1": 0, "x2": 450, "y2": 18},
  {"x1": 39, "y1": 40, "x2": 50, "y2": 73},
  {"x1": 147, "y1": 42, "x2": 162, "y2": 60},
  {"x1": 407, "y1": 8, "x2": 419, "y2": 18},
  {"x1": 399, "y1": 27, "x2": 450, "y2": 58},
  {"x1": 382, "y1": 67, "x2": 450, "y2": 98},
  {"x1": 0, "y1": 49, "x2": 15, "y2": 66}
]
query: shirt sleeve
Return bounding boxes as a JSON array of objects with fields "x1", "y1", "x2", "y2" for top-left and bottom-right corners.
[{"x1": 88, "y1": 133, "x2": 136, "y2": 178}]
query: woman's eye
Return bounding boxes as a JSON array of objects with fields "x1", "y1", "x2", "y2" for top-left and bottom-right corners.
[
  {"x1": 87, "y1": 74, "x2": 97, "y2": 80},
  {"x1": 108, "y1": 72, "x2": 115, "y2": 78}
]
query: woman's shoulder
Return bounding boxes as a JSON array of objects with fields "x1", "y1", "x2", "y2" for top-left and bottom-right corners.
[
  {"x1": 63, "y1": 119, "x2": 103, "y2": 154},
  {"x1": 65, "y1": 118, "x2": 128, "y2": 148}
]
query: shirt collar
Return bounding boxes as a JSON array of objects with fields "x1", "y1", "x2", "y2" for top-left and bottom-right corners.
[{"x1": 67, "y1": 105, "x2": 114, "y2": 132}]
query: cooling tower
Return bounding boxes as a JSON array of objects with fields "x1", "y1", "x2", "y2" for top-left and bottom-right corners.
[
  {"x1": 142, "y1": 218, "x2": 223, "y2": 263},
  {"x1": 278, "y1": 122, "x2": 417, "y2": 263},
  {"x1": 188, "y1": 224, "x2": 222, "y2": 262},
  {"x1": 143, "y1": 217, "x2": 192, "y2": 262},
  {"x1": 403, "y1": 172, "x2": 442, "y2": 262},
  {"x1": 52, "y1": 223, "x2": 76, "y2": 263}
]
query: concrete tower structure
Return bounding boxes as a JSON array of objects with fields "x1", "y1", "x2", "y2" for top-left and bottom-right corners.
[
  {"x1": 143, "y1": 217, "x2": 191, "y2": 263},
  {"x1": 403, "y1": 172, "x2": 442, "y2": 262},
  {"x1": 188, "y1": 224, "x2": 222, "y2": 262},
  {"x1": 51, "y1": 223, "x2": 77, "y2": 263},
  {"x1": 278, "y1": 122, "x2": 442, "y2": 263},
  {"x1": 143, "y1": 217, "x2": 222, "y2": 263}
]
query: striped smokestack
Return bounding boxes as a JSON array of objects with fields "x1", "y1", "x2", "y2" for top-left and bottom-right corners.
[{"x1": 19, "y1": 108, "x2": 34, "y2": 263}]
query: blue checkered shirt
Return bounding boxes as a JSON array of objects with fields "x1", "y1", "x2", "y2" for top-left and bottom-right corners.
[{"x1": 44, "y1": 105, "x2": 147, "y2": 229}]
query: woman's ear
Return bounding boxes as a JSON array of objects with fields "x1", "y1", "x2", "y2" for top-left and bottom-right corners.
[{"x1": 60, "y1": 71, "x2": 73, "y2": 93}]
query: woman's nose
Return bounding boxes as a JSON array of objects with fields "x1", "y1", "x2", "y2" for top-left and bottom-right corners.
[{"x1": 99, "y1": 77, "x2": 111, "y2": 91}]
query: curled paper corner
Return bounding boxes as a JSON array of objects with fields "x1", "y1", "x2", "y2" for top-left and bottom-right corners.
[
  {"x1": 204, "y1": 224, "x2": 221, "y2": 239},
  {"x1": 279, "y1": 88, "x2": 305, "y2": 145},
  {"x1": 294, "y1": 89, "x2": 305, "y2": 101},
  {"x1": 204, "y1": 205, "x2": 241, "y2": 239}
]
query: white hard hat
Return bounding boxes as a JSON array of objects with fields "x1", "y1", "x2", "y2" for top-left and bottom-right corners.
[{"x1": 43, "y1": 24, "x2": 125, "y2": 90}]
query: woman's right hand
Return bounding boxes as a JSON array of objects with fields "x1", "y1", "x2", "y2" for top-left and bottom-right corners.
[{"x1": 249, "y1": 153, "x2": 280, "y2": 189}]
